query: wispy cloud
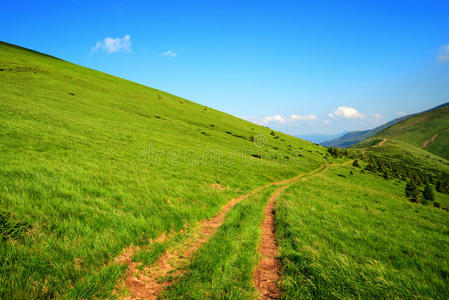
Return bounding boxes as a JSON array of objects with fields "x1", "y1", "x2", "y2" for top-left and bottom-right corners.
[
  {"x1": 243, "y1": 114, "x2": 319, "y2": 126},
  {"x1": 290, "y1": 114, "x2": 318, "y2": 121},
  {"x1": 395, "y1": 112, "x2": 406, "y2": 116},
  {"x1": 437, "y1": 45, "x2": 449, "y2": 63},
  {"x1": 328, "y1": 113, "x2": 335, "y2": 119},
  {"x1": 323, "y1": 120, "x2": 331, "y2": 125},
  {"x1": 263, "y1": 115, "x2": 286, "y2": 124},
  {"x1": 333, "y1": 106, "x2": 364, "y2": 119},
  {"x1": 91, "y1": 35, "x2": 131, "y2": 54},
  {"x1": 162, "y1": 50, "x2": 177, "y2": 59},
  {"x1": 372, "y1": 113, "x2": 383, "y2": 119},
  {"x1": 262, "y1": 114, "x2": 317, "y2": 125}
]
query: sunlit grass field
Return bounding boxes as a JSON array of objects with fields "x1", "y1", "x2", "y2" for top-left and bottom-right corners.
[
  {"x1": 0, "y1": 42, "x2": 330, "y2": 298},
  {"x1": 1, "y1": 40, "x2": 449, "y2": 299},
  {"x1": 372, "y1": 106, "x2": 449, "y2": 160},
  {"x1": 276, "y1": 164, "x2": 449, "y2": 299},
  {"x1": 355, "y1": 138, "x2": 449, "y2": 176}
]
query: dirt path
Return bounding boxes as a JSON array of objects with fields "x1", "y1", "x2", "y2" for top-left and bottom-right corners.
[
  {"x1": 253, "y1": 160, "x2": 352, "y2": 299},
  {"x1": 116, "y1": 186, "x2": 267, "y2": 299},
  {"x1": 115, "y1": 164, "x2": 332, "y2": 299},
  {"x1": 421, "y1": 133, "x2": 439, "y2": 149},
  {"x1": 115, "y1": 161, "x2": 353, "y2": 299},
  {"x1": 362, "y1": 151, "x2": 367, "y2": 159},
  {"x1": 375, "y1": 138, "x2": 388, "y2": 147},
  {"x1": 252, "y1": 186, "x2": 286, "y2": 299}
]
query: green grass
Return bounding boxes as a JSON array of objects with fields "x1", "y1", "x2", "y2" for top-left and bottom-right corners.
[
  {"x1": 276, "y1": 164, "x2": 449, "y2": 299},
  {"x1": 352, "y1": 138, "x2": 449, "y2": 177},
  {"x1": 2, "y1": 40, "x2": 449, "y2": 299},
  {"x1": 0, "y1": 42, "x2": 331, "y2": 298},
  {"x1": 162, "y1": 187, "x2": 278, "y2": 299},
  {"x1": 368, "y1": 105, "x2": 449, "y2": 159}
]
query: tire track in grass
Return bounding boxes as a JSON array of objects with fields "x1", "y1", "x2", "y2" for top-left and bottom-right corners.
[
  {"x1": 253, "y1": 160, "x2": 353, "y2": 299},
  {"x1": 115, "y1": 164, "x2": 332, "y2": 299},
  {"x1": 252, "y1": 185, "x2": 287, "y2": 299}
]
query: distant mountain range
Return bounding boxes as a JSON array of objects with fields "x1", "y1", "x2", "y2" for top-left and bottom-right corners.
[
  {"x1": 296, "y1": 131, "x2": 348, "y2": 144},
  {"x1": 321, "y1": 102, "x2": 449, "y2": 148}
]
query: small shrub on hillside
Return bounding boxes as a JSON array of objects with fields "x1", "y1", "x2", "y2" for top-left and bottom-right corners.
[
  {"x1": 405, "y1": 180, "x2": 420, "y2": 202},
  {"x1": 352, "y1": 159, "x2": 360, "y2": 168},
  {"x1": 436, "y1": 177, "x2": 449, "y2": 194},
  {"x1": 327, "y1": 146, "x2": 340, "y2": 157},
  {"x1": 422, "y1": 184, "x2": 435, "y2": 202},
  {"x1": 270, "y1": 131, "x2": 275, "y2": 136}
]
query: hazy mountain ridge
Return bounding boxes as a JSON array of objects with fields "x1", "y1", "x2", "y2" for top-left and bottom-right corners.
[
  {"x1": 322, "y1": 102, "x2": 449, "y2": 148},
  {"x1": 296, "y1": 131, "x2": 348, "y2": 144}
]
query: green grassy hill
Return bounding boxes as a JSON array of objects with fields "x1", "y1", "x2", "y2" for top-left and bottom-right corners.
[
  {"x1": 322, "y1": 114, "x2": 410, "y2": 148},
  {"x1": 372, "y1": 105, "x2": 449, "y2": 159},
  {"x1": 0, "y1": 41, "x2": 332, "y2": 298},
  {"x1": 352, "y1": 105, "x2": 449, "y2": 178},
  {"x1": 1, "y1": 41, "x2": 449, "y2": 299}
]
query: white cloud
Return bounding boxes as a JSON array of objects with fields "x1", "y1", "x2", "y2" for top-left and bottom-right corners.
[
  {"x1": 91, "y1": 35, "x2": 131, "y2": 54},
  {"x1": 263, "y1": 115, "x2": 286, "y2": 124},
  {"x1": 290, "y1": 114, "x2": 318, "y2": 121},
  {"x1": 328, "y1": 113, "x2": 335, "y2": 119},
  {"x1": 262, "y1": 114, "x2": 318, "y2": 125},
  {"x1": 372, "y1": 113, "x2": 383, "y2": 119},
  {"x1": 395, "y1": 112, "x2": 406, "y2": 116},
  {"x1": 323, "y1": 120, "x2": 331, "y2": 125},
  {"x1": 162, "y1": 50, "x2": 177, "y2": 59},
  {"x1": 437, "y1": 45, "x2": 449, "y2": 63},
  {"x1": 333, "y1": 106, "x2": 364, "y2": 118}
]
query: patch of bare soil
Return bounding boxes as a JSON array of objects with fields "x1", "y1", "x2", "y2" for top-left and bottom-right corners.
[
  {"x1": 362, "y1": 151, "x2": 367, "y2": 159},
  {"x1": 421, "y1": 133, "x2": 439, "y2": 149},
  {"x1": 252, "y1": 186, "x2": 286, "y2": 299},
  {"x1": 253, "y1": 160, "x2": 352, "y2": 299},
  {"x1": 374, "y1": 138, "x2": 388, "y2": 147},
  {"x1": 210, "y1": 183, "x2": 228, "y2": 190}
]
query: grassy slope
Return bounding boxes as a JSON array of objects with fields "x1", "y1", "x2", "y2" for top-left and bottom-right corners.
[
  {"x1": 276, "y1": 163, "x2": 449, "y2": 299},
  {"x1": 372, "y1": 106, "x2": 449, "y2": 159},
  {"x1": 321, "y1": 114, "x2": 409, "y2": 148},
  {"x1": 2, "y1": 41, "x2": 449, "y2": 300},
  {"x1": 162, "y1": 187, "x2": 278, "y2": 299},
  {"x1": 0, "y1": 42, "x2": 331, "y2": 298},
  {"x1": 356, "y1": 138, "x2": 449, "y2": 177}
]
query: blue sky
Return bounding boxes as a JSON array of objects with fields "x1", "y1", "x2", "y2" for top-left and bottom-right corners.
[{"x1": 1, "y1": 0, "x2": 448, "y2": 135}]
